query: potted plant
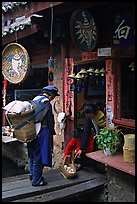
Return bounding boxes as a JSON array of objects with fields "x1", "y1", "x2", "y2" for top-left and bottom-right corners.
[{"x1": 95, "y1": 126, "x2": 123, "y2": 155}]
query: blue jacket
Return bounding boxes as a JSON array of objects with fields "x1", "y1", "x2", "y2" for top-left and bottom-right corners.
[{"x1": 32, "y1": 95, "x2": 56, "y2": 167}]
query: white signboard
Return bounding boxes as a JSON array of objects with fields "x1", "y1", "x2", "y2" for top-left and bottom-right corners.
[{"x1": 97, "y1": 47, "x2": 111, "y2": 56}]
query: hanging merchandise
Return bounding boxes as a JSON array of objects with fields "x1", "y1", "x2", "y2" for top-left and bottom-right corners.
[
  {"x1": 76, "y1": 81, "x2": 82, "y2": 93},
  {"x1": 75, "y1": 72, "x2": 84, "y2": 80},
  {"x1": 100, "y1": 75, "x2": 105, "y2": 89},
  {"x1": 81, "y1": 78, "x2": 86, "y2": 88},
  {"x1": 48, "y1": 5, "x2": 54, "y2": 83},
  {"x1": 2, "y1": 43, "x2": 30, "y2": 84},
  {"x1": 88, "y1": 74, "x2": 95, "y2": 90},
  {"x1": 87, "y1": 67, "x2": 94, "y2": 75},
  {"x1": 94, "y1": 68, "x2": 99, "y2": 90},
  {"x1": 68, "y1": 73, "x2": 76, "y2": 79},
  {"x1": 99, "y1": 67, "x2": 105, "y2": 89},
  {"x1": 48, "y1": 57, "x2": 54, "y2": 69},
  {"x1": 48, "y1": 57, "x2": 54, "y2": 82},
  {"x1": 48, "y1": 70, "x2": 54, "y2": 81},
  {"x1": 70, "y1": 83, "x2": 75, "y2": 91},
  {"x1": 79, "y1": 68, "x2": 88, "y2": 78},
  {"x1": 100, "y1": 67, "x2": 105, "y2": 76}
]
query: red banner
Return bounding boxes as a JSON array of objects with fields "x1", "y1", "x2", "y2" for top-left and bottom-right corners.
[
  {"x1": 64, "y1": 58, "x2": 74, "y2": 119},
  {"x1": 106, "y1": 60, "x2": 114, "y2": 128},
  {"x1": 3, "y1": 78, "x2": 7, "y2": 107}
]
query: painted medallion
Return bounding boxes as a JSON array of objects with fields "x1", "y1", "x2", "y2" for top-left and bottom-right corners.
[
  {"x1": 70, "y1": 9, "x2": 97, "y2": 52},
  {"x1": 2, "y1": 43, "x2": 30, "y2": 84}
]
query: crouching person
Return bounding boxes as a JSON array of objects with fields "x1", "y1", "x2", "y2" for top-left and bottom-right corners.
[{"x1": 63, "y1": 128, "x2": 83, "y2": 170}]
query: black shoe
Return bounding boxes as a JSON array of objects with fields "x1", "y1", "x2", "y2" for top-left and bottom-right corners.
[
  {"x1": 32, "y1": 179, "x2": 47, "y2": 187},
  {"x1": 29, "y1": 175, "x2": 32, "y2": 181}
]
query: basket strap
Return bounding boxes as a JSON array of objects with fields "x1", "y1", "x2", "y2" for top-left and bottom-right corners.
[
  {"x1": 15, "y1": 102, "x2": 49, "y2": 130},
  {"x1": 71, "y1": 151, "x2": 75, "y2": 165},
  {"x1": 5, "y1": 112, "x2": 13, "y2": 127},
  {"x1": 63, "y1": 154, "x2": 76, "y2": 165},
  {"x1": 63, "y1": 155, "x2": 71, "y2": 165}
]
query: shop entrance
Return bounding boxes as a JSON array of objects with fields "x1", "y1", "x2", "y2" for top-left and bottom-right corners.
[{"x1": 73, "y1": 59, "x2": 106, "y2": 129}]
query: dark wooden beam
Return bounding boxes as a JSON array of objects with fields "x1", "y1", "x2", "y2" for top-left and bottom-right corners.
[
  {"x1": 53, "y1": 2, "x2": 112, "y2": 15},
  {"x1": 3, "y1": 2, "x2": 64, "y2": 21}
]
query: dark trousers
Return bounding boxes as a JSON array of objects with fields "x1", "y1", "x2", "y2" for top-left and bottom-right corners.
[
  {"x1": 76, "y1": 153, "x2": 94, "y2": 167},
  {"x1": 27, "y1": 138, "x2": 44, "y2": 185}
]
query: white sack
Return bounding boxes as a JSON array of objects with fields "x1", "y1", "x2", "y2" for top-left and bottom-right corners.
[{"x1": 3, "y1": 100, "x2": 33, "y2": 114}]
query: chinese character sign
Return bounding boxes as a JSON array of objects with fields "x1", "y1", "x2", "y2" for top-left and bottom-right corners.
[{"x1": 112, "y1": 15, "x2": 135, "y2": 46}]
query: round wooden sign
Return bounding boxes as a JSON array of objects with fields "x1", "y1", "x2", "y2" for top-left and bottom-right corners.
[
  {"x1": 2, "y1": 43, "x2": 30, "y2": 84},
  {"x1": 70, "y1": 9, "x2": 97, "y2": 52}
]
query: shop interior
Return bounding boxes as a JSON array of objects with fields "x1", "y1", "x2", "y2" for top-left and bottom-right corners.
[{"x1": 73, "y1": 60, "x2": 106, "y2": 130}]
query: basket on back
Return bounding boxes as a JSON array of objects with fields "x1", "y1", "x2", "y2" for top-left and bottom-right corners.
[
  {"x1": 58, "y1": 155, "x2": 77, "y2": 179},
  {"x1": 7, "y1": 108, "x2": 36, "y2": 143}
]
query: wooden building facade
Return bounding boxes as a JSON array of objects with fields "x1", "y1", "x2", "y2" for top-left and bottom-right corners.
[{"x1": 2, "y1": 3, "x2": 135, "y2": 201}]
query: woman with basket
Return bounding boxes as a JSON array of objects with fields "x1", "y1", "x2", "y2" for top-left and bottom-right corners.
[{"x1": 27, "y1": 85, "x2": 60, "y2": 186}]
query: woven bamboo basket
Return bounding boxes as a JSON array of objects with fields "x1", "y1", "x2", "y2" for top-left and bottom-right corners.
[
  {"x1": 58, "y1": 155, "x2": 77, "y2": 179},
  {"x1": 7, "y1": 108, "x2": 36, "y2": 143},
  {"x1": 2, "y1": 43, "x2": 30, "y2": 84},
  {"x1": 123, "y1": 134, "x2": 135, "y2": 163},
  {"x1": 123, "y1": 147, "x2": 135, "y2": 163},
  {"x1": 124, "y1": 134, "x2": 135, "y2": 149}
]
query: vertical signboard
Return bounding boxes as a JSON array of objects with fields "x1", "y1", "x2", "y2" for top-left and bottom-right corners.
[
  {"x1": 106, "y1": 60, "x2": 114, "y2": 128},
  {"x1": 64, "y1": 58, "x2": 74, "y2": 119}
]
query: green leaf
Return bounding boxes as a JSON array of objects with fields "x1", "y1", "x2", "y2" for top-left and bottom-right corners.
[
  {"x1": 107, "y1": 137, "x2": 112, "y2": 142},
  {"x1": 103, "y1": 139, "x2": 107, "y2": 143},
  {"x1": 100, "y1": 129, "x2": 109, "y2": 135},
  {"x1": 98, "y1": 144, "x2": 103, "y2": 150}
]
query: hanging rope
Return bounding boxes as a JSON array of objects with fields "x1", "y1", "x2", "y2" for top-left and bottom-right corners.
[
  {"x1": 50, "y1": 5, "x2": 54, "y2": 57},
  {"x1": 48, "y1": 5, "x2": 54, "y2": 84},
  {"x1": 5, "y1": 112, "x2": 13, "y2": 128}
]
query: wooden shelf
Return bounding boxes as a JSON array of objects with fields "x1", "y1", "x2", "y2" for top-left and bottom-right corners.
[
  {"x1": 74, "y1": 57, "x2": 111, "y2": 65},
  {"x1": 86, "y1": 150, "x2": 135, "y2": 176},
  {"x1": 112, "y1": 118, "x2": 135, "y2": 129}
]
